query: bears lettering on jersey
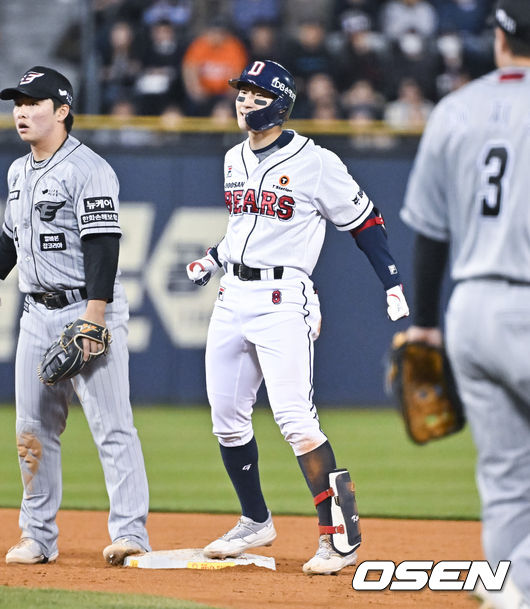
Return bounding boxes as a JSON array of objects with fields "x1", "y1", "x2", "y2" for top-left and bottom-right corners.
[{"x1": 225, "y1": 188, "x2": 295, "y2": 221}]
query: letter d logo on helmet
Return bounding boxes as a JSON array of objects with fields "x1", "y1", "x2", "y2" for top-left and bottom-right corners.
[{"x1": 228, "y1": 60, "x2": 297, "y2": 132}]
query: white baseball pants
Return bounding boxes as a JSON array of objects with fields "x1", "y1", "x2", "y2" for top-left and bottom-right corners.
[{"x1": 206, "y1": 272, "x2": 327, "y2": 457}]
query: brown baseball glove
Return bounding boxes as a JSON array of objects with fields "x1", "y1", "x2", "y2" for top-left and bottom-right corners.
[
  {"x1": 385, "y1": 332, "x2": 465, "y2": 444},
  {"x1": 37, "y1": 318, "x2": 111, "y2": 385}
]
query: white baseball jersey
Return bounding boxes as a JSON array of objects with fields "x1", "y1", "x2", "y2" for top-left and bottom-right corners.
[
  {"x1": 3, "y1": 135, "x2": 121, "y2": 293},
  {"x1": 218, "y1": 131, "x2": 373, "y2": 274},
  {"x1": 401, "y1": 67, "x2": 530, "y2": 282}
]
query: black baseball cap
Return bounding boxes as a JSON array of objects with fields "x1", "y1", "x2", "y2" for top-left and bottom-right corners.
[
  {"x1": 495, "y1": 0, "x2": 530, "y2": 42},
  {"x1": 0, "y1": 66, "x2": 73, "y2": 106}
]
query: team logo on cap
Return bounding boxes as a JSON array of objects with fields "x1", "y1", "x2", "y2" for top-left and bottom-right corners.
[
  {"x1": 59, "y1": 88, "x2": 73, "y2": 105},
  {"x1": 496, "y1": 8, "x2": 517, "y2": 34},
  {"x1": 247, "y1": 61, "x2": 266, "y2": 76},
  {"x1": 20, "y1": 71, "x2": 45, "y2": 85}
]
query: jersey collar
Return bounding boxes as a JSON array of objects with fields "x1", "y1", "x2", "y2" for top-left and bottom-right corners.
[{"x1": 28, "y1": 135, "x2": 81, "y2": 171}]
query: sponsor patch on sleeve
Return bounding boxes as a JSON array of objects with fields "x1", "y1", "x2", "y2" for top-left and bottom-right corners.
[
  {"x1": 8, "y1": 190, "x2": 20, "y2": 202},
  {"x1": 40, "y1": 233, "x2": 66, "y2": 251},
  {"x1": 80, "y1": 211, "x2": 119, "y2": 225},
  {"x1": 83, "y1": 196, "x2": 115, "y2": 212}
]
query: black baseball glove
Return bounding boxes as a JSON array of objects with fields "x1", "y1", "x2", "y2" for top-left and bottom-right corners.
[
  {"x1": 37, "y1": 318, "x2": 111, "y2": 385},
  {"x1": 385, "y1": 331, "x2": 465, "y2": 444}
]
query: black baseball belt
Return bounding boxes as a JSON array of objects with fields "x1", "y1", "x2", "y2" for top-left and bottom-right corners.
[
  {"x1": 232, "y1": 263, "x2": 284, "y2": 281},
  {"x1": 29, "y1": 287, "x2": 88, "y2": 309}
]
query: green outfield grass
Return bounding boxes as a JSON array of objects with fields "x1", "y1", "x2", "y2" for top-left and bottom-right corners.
[
  {"x1": 0, "y1": 588, "x2": 214, "y2": 609},
  {"x1": 0, "y1": 404, "x2": 479, "y2": 519}
]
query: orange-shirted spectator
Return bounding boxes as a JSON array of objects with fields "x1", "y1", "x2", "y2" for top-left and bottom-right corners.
[{"x1": 181, "y1": 18, "x2": 248, "y2": 115}]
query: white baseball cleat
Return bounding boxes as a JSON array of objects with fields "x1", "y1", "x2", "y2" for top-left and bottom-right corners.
[
  {"x1": 203, "y1": 511, "x2": 277, "y2": 558},
  {"x1": 6, "y1": 538, "x2": 58, "y2": 564},
  {"x1": 303, "y1": 534, "x2": 357, "y2": 575},
  {"x1": 103, "y1": 537, "x2": 147, "y2": 566}
]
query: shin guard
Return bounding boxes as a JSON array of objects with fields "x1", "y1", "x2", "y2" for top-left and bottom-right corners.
[{"x1": 314, "y1": 468, "x2": 361, "y2": 555}]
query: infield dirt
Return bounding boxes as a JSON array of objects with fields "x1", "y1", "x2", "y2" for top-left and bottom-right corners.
[{"x1": 0, "y1": 508, "x2": 483, "y2": 608}]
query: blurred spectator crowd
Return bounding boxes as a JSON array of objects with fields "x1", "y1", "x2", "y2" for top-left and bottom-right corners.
[{"x1": 58, "y1": 0, "x2": 497, "y2": 128}]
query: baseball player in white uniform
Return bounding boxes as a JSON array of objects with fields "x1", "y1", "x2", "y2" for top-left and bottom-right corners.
[
  {"x1": 187, "y1": 60, "x2": 409, "y2": 574},
  {"x1": 0, "y1": 66, "x2": 150, "y2": 566},
  {"x1": 401, "y1": 1, "x2": 530, "y2": 606}
]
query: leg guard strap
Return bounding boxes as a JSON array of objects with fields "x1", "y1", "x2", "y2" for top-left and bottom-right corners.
[
  {"x1": 314, "y1": 488, "x2": 334, "y2": 506},
  {"x1": 319, "y1": 524, "x2": 344, "y2": 535}
]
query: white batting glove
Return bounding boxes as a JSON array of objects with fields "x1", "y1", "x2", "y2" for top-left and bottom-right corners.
[
  {"x1": 186, "y1": 251, "x2": 220, "y2": 287},
  {"x1": 386, "y1": 284, "x2": 409, "y2": 321}
]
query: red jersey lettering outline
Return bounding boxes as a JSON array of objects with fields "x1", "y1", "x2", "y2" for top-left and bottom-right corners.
[
  {"x1": 225, "y1": 189, "x2": 296, "y2": 221},
  {"x1": 260, "y1": 190, "x2": 277, "y2": 217}
]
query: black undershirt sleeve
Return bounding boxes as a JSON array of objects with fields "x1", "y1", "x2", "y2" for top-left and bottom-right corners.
[
  {"x1": 81, "y1": 233, "x2": 120, "y2": 303},
  {"x1": 412, "y1": 233, "x2": 450, "y2": 327},
  {"x1": 0, "y1": 230, "x2": 17, "y2": 280}
]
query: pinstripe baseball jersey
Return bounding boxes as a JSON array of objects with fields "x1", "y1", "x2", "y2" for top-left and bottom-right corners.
[
  {"x1": 218, "y1": 131, "x2": 373, "y2": 274},
  {"x1": 3, "y1": 135, "x2": 121, "y2": 293},
  {"x1": 401, "y1": 67, "x2": 530, "y2": 283}
]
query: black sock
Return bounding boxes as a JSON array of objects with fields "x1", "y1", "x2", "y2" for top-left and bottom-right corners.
[
  {"x1": 219, "y1": 437, "x2": 269, "y2": 523},
  {"x1": 297, "y1": 441, "x2": 336, "y2": 526}
]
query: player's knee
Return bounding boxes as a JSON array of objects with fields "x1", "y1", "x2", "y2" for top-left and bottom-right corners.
[
  {"x1": 280, "y1": 427, "x2": 328, "y2": 456},
  {"x1": 213, "y1": 425, "x2": 254, "y2": 447},
  {"x1": 15, "y1": 431, "x2": 43, "y2": 481}
]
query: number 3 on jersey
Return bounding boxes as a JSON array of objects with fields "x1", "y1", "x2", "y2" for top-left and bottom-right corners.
[{"x1": 479, "y1": 142, "x2": 510, "y2": 217}]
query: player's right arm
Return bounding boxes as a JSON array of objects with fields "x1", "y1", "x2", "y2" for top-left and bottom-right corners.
[
  {"x1": 405, "y1": 233, "x2": 448, "y2": 347},
  {"x1": 0, "y1": 165, "x2": 20, "y2": 280},
  {"x1": 187, "y1": 147, "x2": 234, "y2": 286},
  {"x1": 400, "y1": 96, "x2": 452, "y2": 343},
  {"x1": 0, "y1": 230, "x2": 17, "y2": 279}
]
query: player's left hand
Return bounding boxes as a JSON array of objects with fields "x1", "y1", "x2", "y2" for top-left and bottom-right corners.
[
  {"x1": 386, "y1": 284, "x2": 409, "y2": 321},
  {"x1": 82, "y1": 301, "x2": 108, "y2": 361}
]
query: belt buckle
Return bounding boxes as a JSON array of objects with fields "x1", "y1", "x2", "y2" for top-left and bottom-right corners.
[
  {"x1": 42, "y1": 292, "x2": 58, "y2": 309},
  {"x1": 238, "y1": 265, "x2": 251, "y2": 281}
]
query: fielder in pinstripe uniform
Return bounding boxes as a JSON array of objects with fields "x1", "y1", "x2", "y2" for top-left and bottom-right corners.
[{"x1": 0, "y1": 66, "x2": 150, "y2": 566}]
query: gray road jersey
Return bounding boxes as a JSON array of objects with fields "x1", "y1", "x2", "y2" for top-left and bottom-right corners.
[
  {"x1": 401, "y1": 67, "x2": 530, "y2": 283},
  {"x1": 2, "y1": 135, "x2": 121, "y2": 293}
]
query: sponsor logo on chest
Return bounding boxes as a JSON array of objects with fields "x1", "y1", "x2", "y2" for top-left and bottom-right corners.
[{"x1": 40, "y1": 233, "x2": 66, "y2": 251}]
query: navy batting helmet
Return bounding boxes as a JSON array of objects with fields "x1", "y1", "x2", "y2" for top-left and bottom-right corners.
[{"x1": 228, "y1": 60, "x2": 296, "y2": 131}]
